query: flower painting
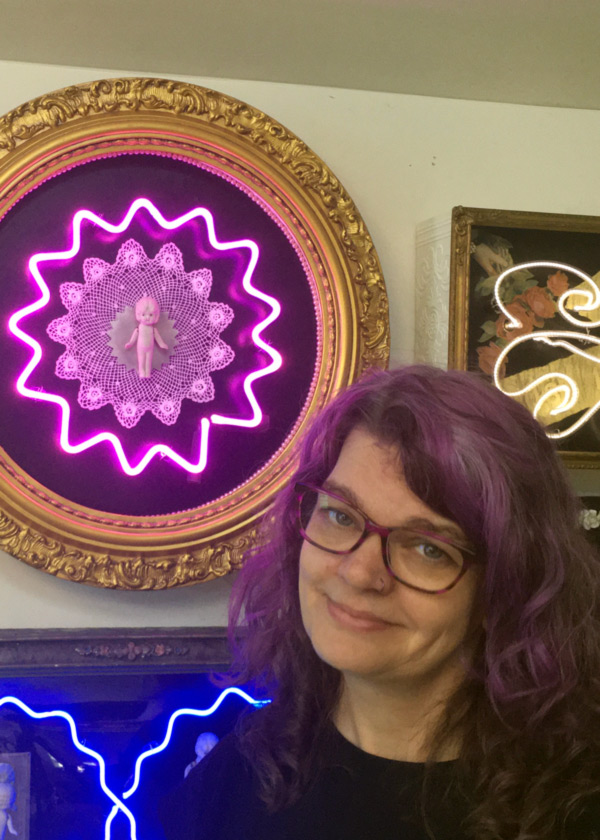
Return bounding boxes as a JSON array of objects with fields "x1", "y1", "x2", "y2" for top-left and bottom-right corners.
[
  {"x1": 472, "y1": 232, "x2": 574, "y2": 374},
  {"x1": 451, "y1": 207, "x2": 600, "y2": 465}
]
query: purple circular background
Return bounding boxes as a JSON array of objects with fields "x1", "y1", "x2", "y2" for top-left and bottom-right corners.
[{"x1": 1, "y1": 154, "x2": 318, "y2": 516}]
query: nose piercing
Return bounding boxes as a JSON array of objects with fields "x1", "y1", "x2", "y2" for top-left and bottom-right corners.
[{"x1": 376, "y1": 577, "x2": 386, "y2": 593}]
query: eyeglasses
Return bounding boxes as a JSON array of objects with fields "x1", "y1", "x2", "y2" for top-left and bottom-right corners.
[{"x1": 294, "y1": 483, "x2": 476, "y2": 594}]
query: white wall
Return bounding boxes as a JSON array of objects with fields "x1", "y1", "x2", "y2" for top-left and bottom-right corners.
[{"x1": 1, "y1": 59, "x2": 599, "y2": 627}]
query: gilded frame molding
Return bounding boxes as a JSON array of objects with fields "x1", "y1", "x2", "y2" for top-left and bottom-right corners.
[
  {"x1": 0, "y1": 77, "x2": 389, "y2": 588},
  {"x1": 450, "y1": 205, "x2": 600, "y2": 468}
]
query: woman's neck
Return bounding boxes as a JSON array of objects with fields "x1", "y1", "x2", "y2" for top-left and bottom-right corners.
[{"x1": 333, "y1": 671, "x2": 462, "y2": 763}]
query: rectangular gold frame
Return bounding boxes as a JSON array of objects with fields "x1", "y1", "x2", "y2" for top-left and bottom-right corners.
[{"x1": 449, "y1": 205, "x2": 600, "y2": 469}]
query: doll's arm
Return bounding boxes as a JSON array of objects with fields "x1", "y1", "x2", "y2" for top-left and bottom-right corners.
[
  {"x1": 154, "y1": 328, "x2": 168, "y2": 350},
  {"x1": 124, "y1": 327, "x2": 139, "y2": 349}
]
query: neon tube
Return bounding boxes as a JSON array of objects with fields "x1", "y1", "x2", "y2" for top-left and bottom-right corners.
[
  {"x1": 8, "y1": 198, "x2": 282, "y2": 474},
  {"x1": 0, "y1": 695, "x2": 135, "y2": 840},
  {"x1": 492, "y1": 260, "x2": 600, "y2": 438},
  {"x1": 0, "y1": 687, "x2": 269, "y2": 840}
]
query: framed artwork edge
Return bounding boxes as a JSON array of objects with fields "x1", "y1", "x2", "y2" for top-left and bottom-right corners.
[{"x1": 449, "y1": 205, "x2": 600, "y2": 470}]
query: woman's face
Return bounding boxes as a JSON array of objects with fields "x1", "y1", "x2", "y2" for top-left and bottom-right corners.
[{"x1": 298, "y1": 427, "x2": 481, "y2": 689}]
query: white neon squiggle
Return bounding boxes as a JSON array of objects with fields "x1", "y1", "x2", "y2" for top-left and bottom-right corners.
[
  {"x1": 493, "y1": 260, "x2": 600, "y2": 328},
  {"x1": 8, "y1": 198, "x2": 282, "y2": 473},
  {"x1": 492, "y1": 260, "x2": 600, "y2": 439},
  {"x1": 0, "y1": 695, "x2": 136, "y2": 840},
  {"x1": 493, "y1": 330, "x2": 600, "y2": 439}
]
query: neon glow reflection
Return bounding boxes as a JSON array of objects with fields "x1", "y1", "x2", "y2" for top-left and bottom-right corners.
[
  {"x1": 0, "y1": 687, "x2": 269, "y2": 840},
  {"x1": 493, "y1": 260, "x2": 600, "y2": 438},
  {"x1": 8, "y1": 198, "x2": 283, "y2": 475}
]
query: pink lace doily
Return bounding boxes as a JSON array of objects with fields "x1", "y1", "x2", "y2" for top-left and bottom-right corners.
[{"x1": 47, "y1": 239, "x2": 234, "y2": 428}]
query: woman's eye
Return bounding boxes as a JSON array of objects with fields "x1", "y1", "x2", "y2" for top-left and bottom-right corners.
[
  {"x1": 316, "y1": 503, "x2": 359, "y2": 529},
  {"x1": 327, "y1": 508, "x2": 355, "y2": 527},
  {"x1": 415, "y1": 541, "x2": 453, "y2": 565}
]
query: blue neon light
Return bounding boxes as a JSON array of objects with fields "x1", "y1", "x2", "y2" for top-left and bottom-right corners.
[
  {"x1": 124, "y1": 686, "x2": 267, "y2": 800},
  {"x1": 0, "y1": 687, "x2": 269, "y2": 840},
  {"x1": 0, "y1": 695, "x2": 135, "y2": 840}
]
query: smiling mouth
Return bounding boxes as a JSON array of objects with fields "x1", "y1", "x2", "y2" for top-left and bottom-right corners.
[{"x1": 326, "y1": 597, "x2": 394, "y2": 632}]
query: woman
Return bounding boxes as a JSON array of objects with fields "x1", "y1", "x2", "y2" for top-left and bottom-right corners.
[{"x1": 165, "y1": 366, "x2": 600, "y2": 839}]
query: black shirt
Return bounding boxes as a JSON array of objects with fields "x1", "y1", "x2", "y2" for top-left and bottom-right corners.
[
  {"x1": 161, "y1": 726, "x2": 600, "y2": 840},
  {"x1": 163, "y1": 726, "x2": 469, "y2": 840}
]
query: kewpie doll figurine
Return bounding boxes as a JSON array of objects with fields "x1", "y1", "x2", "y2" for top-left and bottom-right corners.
[{"x1": 125, "y1": 297, "x2": 168, "y2": 378}]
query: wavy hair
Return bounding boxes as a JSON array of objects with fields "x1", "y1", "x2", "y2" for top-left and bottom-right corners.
[{"x1": 225, "y1": 365, "x2": 600, "y2": 838}]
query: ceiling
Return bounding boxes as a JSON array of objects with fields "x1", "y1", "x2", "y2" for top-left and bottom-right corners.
[{"x1": 1, "y1": 0, "x2": 599, "y2": 110}]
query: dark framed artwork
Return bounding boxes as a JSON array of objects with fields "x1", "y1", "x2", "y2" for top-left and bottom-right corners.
[
  {"x1": 0, "y1": 751, "x2": 29, "y2": 840},
  {"x1": 450, "y1": 206, "x2": 600, "y2": 468},
  {"x1": 0, "y1": 627, "x2": 240, "y2": 840},
  {"x1": 580, "y1": 496, "x2": 600, "y2": 552},
  {"x1": 0, "y1": 78, "x2": 389, "y2": 589}
]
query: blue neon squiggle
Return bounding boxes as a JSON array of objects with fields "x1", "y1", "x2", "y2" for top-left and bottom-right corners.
[
  {"x1": 0, "y1": 695, "x2": 136, "y2": 840},
  {"x1": 0, "y1": 688, "x2": 269, "y2": 840},
  {"x1": 123, "y1": 686, "x2": 268, "y2": 799}
]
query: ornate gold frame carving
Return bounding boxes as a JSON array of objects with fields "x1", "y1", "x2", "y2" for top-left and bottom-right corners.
[
  {"x1": 450, "y1": 205, "x2": 600, "y2": 469},
  {"x1": 0, "y1": 78, "x2": 389, "y2": 588}
]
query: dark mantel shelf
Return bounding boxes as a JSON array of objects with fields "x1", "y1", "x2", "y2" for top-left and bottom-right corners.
[{"x1": 0, "y1": 627, "x2": 230, "y2": 675}]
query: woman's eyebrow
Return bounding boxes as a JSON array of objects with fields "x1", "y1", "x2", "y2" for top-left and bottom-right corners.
[
  {"x1": 322, "y1": 479, "x2": 363, "y2": 510},
  {"x1": 401, "y1": 516, "x2": 469, "y2": 546}
]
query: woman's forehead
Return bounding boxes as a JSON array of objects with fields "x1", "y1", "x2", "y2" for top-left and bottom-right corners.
[
  {"x1": 327, "y1": 428, "x2": 467, "y2": 540},
  {"x1": 327, "y1": 430, "x2": 419, "y2": 509},
  {"x1": 329, "y1": 427, "x2": 402, "y2": 480}
]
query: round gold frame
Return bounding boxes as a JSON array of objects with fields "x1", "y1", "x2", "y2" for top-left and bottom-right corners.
[{"x1": 0, "y1": 78, "x2": 389, "y2": 589}]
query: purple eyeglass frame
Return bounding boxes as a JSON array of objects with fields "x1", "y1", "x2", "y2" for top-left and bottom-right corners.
[{"x1": 294, "y1": 482, "x2": 476, "y2": 594}]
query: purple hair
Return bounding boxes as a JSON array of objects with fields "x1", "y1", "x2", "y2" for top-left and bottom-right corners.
[{"x1": 226, "y1": 366, "x2": 600, "y2": 838}]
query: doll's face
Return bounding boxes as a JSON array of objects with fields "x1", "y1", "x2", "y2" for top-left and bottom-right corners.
[{"x1": 135, "y1": 297, "x2": 160, "y2": 325}]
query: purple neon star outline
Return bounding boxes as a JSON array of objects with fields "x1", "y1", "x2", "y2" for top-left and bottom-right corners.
[{"x1": 8, "y1": 198, "x2": 282, "y2": 476}]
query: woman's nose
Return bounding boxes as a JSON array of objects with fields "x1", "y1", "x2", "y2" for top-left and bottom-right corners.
[{"x1": 336, "y1": 533, "x2": 391, "y2": 593}]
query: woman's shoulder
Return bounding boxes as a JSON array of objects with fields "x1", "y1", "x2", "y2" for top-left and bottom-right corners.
[{"x1": 190, "y1": 729, "x2": 251, "y2": 781}]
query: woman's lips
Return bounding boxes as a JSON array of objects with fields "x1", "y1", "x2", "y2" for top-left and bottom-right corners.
[{"x1": 326, "y1": 597, "x2": 394, "y2": 632}]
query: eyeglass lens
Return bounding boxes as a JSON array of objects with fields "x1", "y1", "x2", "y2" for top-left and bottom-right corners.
[{"x1": 298, "y1": 487, "x2": 465, "y2": 592}]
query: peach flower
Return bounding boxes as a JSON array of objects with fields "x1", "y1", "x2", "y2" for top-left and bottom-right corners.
[
  {"x1": 477, "y1": 343, "x2": 506, "y2": 377},
  {"x1": 522, "y1": 285, "x2": 555, "y2": 319},
  {"x1": 495, "y1": 300, "x2": 536, "y2": 339},
  {"x1": 547, "y1": 270, "x2": 569, "y2": 297}
]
